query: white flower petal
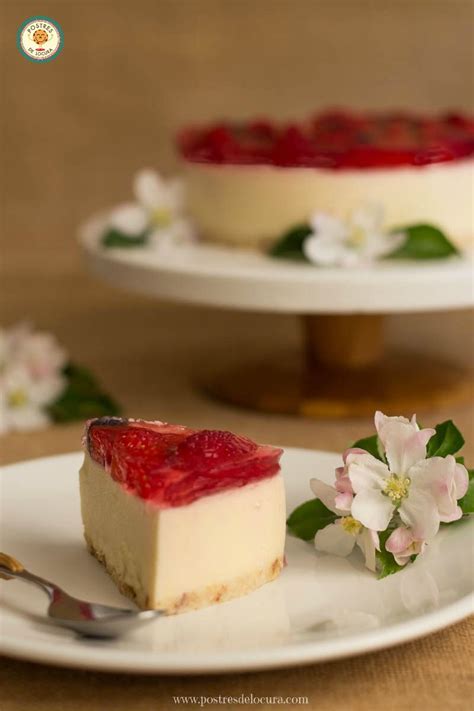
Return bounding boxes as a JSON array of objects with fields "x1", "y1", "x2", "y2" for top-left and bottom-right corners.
[
  {"x1": 409, "y1": 455, "x2": 465, "y2": 523},
  {"x1": 377, "y1": 418, "x2": 435, "y2": 474},
  {"x1": 309, "y1": 213, "x2": 348, "y2": 242},
  {"x1": 303, "y1": 234, "x2": 349, "y2": 266},
  {"x1": 134, "y1": 170, "x2": 185, "y2": 218},
  {"x1": 351, "y1": 203, "x2": 384, "y2": 233},
  {"x1": 346, "y1": 452, "x2": 390, "y2": 493},
  {"x1": 310, "y1": 479, "x2": 340, "y2": 514},
  {"x1": 351, "y1": 488, "x2": 394, "y2": 531},
  {"x1": 356, "y1": 528, "x2": 377, "y2": 572},
  {"x1": 439, "y1": 505, "x2": 463, "y2": 523},
  {"x1": 374, "y1": 411, "x2": 412, "y2": 431},
  {"x1": 314, "y1": 521, "x2": 356, "y2": 557},
  {"x1": 6, "y1": 406, "x2": 50, "y2": 432},
  {"x1": 108, "y1": 203, "x2": 148, "y2": 236},
  {"x1": 454, "y1": 463, "x2": 469, "y2": 499},
  {"x1": 3, "y1": 365, "x2": 32, "y2": 395},
  {"x1": 133, "y1": 169, "x2": 166, "y2": 210},
  {"x1": 14, "y1": 331, "x2": 67, "y2": 379},
  {"x1": 399, "y1": 488, "x2": 440, "y2": 540},
  {"x1": 370, "y1": 529, "x2": 381, "y2": 552},
  {"x1": 343, "y1": 446, "x2": 371, "y2": 463},
  {"x1": 29, "y1": 374, "x2": 66, "y2": 406}
]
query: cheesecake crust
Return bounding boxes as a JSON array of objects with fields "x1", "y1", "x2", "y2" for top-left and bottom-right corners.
[{"x1": 85, "y1": 533, "x2": 283, "y2": 613}]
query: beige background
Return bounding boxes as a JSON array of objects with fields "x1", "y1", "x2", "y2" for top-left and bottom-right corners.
[{"x1": 1, "y1": 1, "x2": 473, "y2": 709}]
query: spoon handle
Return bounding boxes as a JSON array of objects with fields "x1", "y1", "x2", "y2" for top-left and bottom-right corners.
[
  {"x1": 0, "y1": 552, "x2": 24, "y2": 578},
  {"x1": 0, "y1": 551, "x2": 60, "y2": 600}
]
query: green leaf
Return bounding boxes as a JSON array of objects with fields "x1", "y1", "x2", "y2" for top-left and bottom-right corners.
[
  {"x1": 426, "y1": 420, "x2": 465, "y2": 458},
  {"x1": 387, "y1": 224, "x2": 459, "y2": 260},
  {"x1": 459, "y1": 471, "x2": 474, "y2": 514},
  {"x1": 102, "y1": 228, "x2": 148, "y2": 248},
  {"x1": 287, "y1": 498, "x2": 337, "y2": 541},
  {"x1": 376, "y1": 529, "x2": 405, "y2": 579},
  {"x1": 269, "y1": 224, "x2": 312, "y2": 261},
  {"x1": 47, "y1": 363, "x2": 121, "y2": 423},
  {"x1": 350, "y1": 434, "x2": 385, "y2": 462}
]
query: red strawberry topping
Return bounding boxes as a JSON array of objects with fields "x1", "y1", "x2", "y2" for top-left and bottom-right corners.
[
  {"x1": 174, "y1": 430, "x2": 257, "y2": 470},
  {"x1": 88, "y1": 424, "x2": 121, "y2": 469},
  {"x1": 85, "y1": 418, "x2": 282, "y2": 507},
  {"x1": 177, "y1": 110, "x2": 474, "y2": 169}
]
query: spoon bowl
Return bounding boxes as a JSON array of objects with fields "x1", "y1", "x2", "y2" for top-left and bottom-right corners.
[{"x1": 0, "y1": 552, "x2": 163, "y2": 638}]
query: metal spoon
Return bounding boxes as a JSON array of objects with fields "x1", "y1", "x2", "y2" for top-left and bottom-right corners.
[{"x1": 0, "y1": 552, "x2": 163, "y2": 638}]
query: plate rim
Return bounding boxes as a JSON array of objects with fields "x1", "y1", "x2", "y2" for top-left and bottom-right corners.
[
  {"x1": 1, "y1": 450, "x2": 473, "y2": 675},
  {"x1": 1, "y1": 594, "x2": 473, "y2": 675}
]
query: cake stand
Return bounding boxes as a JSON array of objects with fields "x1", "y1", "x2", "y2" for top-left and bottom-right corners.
[{"x1": 79, "y1": 215, "x2": 474, "y2": 418}]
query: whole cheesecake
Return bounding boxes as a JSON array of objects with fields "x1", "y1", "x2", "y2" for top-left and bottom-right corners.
[
  {"x1": 80, "y1": 417, "x2": 286, "y2": 613},
  {"x1": 178, "y1": 111, "x2": 474, "y2": 249}
]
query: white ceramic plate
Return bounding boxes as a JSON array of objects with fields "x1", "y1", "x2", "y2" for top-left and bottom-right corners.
[
  {"x1": 79, "y1": 214, "x2": 474, "y2": 314},
  {"x1": 0, "y1": 450, "x2": 472, "y2": 674}
]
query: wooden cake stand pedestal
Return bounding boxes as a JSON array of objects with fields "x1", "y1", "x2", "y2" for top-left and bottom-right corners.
[
  {"x1": 206, "y1": 314, "x2": 472, "y2": 418},
  {"x1": 80, "y1": 216, "x2": 474, "y2": 418}
]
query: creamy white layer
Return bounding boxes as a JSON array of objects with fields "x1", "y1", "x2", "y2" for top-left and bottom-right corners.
[
  {"x1": 79, "y1": 453, "x2": 286, "y2": 611},
  {"x1": 183, "y1": 159, "x2": 474, "y2": 248}
]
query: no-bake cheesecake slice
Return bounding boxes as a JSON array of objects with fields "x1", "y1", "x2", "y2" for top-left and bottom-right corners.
[{"x1": 80, "y1": 417, "x2": 286, "y2": 613}]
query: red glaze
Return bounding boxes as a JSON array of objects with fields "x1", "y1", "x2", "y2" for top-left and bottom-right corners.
[
  {"x1": 177, "y1": 110, "x2": 474, "y2": 169},
  {"x1": 85, "y1": 418, "x2": 282, "y2": 507}
]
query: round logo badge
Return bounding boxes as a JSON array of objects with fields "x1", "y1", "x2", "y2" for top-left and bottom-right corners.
[{"x1": 17, "y1": 16, "x2": 64, "y2": 63}]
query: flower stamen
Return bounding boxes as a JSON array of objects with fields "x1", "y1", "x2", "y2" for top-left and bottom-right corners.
[
  {"x1": 349, "y1": 226, "x2": 366, "y2": 248},
  {"x1": 8, "y1": 388, "x2": 28, "y2": 408},
  {"x1": 151, "y1": 208, "x2": 172, "y2": 227},
  {"x1": 383, "y1": 474, "x2": 410, "y2": 504},
  {"x1": 341, "y1": 515, "x2": 363, "y2": 536}
]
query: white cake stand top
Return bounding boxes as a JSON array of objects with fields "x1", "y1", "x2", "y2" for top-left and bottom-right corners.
[{"x1": 80, "y1": 215, "x2": 474, "y2": 314}]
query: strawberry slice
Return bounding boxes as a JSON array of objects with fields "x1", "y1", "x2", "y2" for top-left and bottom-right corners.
[
  {"x1": 110, "y1": 429, "x2": 188, "y2": 497},
  {"x1": 85, "y1": 419, "x2": 282, "y2": 507},
  {"x1": 163, "y1": 447, "x2": 281, "y2": 506},
  {"x1": 87, "y1": 419, "x2": 126, "y2": 469},
  {"x1": 173, "y1": 430, "x2": 257, "y2": 471}
]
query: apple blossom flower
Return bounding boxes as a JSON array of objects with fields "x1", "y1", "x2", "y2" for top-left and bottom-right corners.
[
  {"x1": 105, "y1": 169, "x2": 196, "y2": 248},
  {"x1": 0, "y1": 363, "x2": 65, "y2": 433},
  {"x1": 345, "y1": 411, "x2": 469, "y2": 540},
  {"x1": 0, "y1": 324, "x2": 68, "y2": 434},
  {"x1": 133, "y1": 168, "x2": 185, "y2": 227},
  {"x1": 310, "y1": 478, "x2": 379, "y2": 572},
  {"x1": 303, "y1": 204, "x2": 405, "y2": 267},
  {"x1": 385, "y1": 526, "x2": 427, "y2": 566}
]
